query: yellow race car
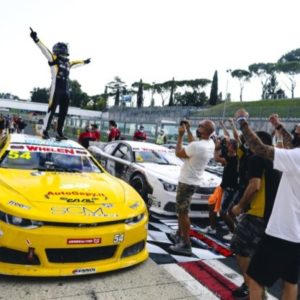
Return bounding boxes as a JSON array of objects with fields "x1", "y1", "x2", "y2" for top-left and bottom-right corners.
[{"x1": 0, "y1": 134, "x2": 148, "y2": 276}]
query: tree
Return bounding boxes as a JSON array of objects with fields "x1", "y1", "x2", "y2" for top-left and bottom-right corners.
[
  {"x1": 0, "y1": 93, "x2": 20, "y2": 100},
  {"x1": 168, "y1": 78, "x2": 175, "y2": 106},
  {"x1": 265, "y1": 73, "x2": 279, "y2": 99},
  {"x1": 248, "y1": 63, "x2": 276, "y2": 99},
  {"x1": 278, "y1": 48, "x2": 300, "y2": 63},
  {"x1": 106, "y1": 76, "x2": 127, "y2": 107},
  {"x1": 230, "y1": 69, "x2": 251, "y2": 101},
  {"x1": 30, "y1": 87, "x2": 49, "y2": 103},
  {"x1": 277, "y1": 48, "x2": 300, "y2": 98},
  {"x1": 276, "y1": 59, "x2": 300, "y2": 99},
  {"x1": 69, "y1": 80, "x2": 89, "y2": 108},
  {"x1": 174, "y1": 91, "x2": 208, "y2": 106},
  {"x1": 83, "y1": 95, "x2": 107, "y2": 111},
  {"x1": 136, "y1": 79, "x2": 144, "y2": 108},
  {"x1": 173, "y1": 78, "x2": 211, "y2": 106},
  {"x1": 209, "y1": 71, "x2": 218, "y2": 105}
]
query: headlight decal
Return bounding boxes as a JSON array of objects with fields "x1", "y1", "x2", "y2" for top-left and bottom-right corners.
[
  {"x1": 125, "y1": 213, "x2": 144, "y2": 225},
  {"x1": 0, "y1": 211, "x2": 43, "y2": 229},
  {"x1": 158, "y1": 179, "x2": 177, "y2": 192}
]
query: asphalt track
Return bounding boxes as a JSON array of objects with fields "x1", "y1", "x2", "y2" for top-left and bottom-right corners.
[{"x1": 0, "y1": 127, "x2": 297, "y2": 299}]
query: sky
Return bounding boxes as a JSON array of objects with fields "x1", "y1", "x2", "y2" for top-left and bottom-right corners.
[{"x1": 1, "y1": 0, "x2": 300, "y2": 106}]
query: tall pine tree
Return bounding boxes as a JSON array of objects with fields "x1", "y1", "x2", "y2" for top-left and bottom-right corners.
[{"x1": 209, "y1": 70, "x2": 218, "y2": 105}]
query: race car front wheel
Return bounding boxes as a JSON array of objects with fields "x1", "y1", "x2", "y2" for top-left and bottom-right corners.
[{"x1": 130, "y1": 174, "x2": 150, "y2": 205}]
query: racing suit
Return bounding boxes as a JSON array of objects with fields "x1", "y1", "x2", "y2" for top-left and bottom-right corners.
[{"x1": 32, "y1": 38, "x2": 89, "y2": 137}]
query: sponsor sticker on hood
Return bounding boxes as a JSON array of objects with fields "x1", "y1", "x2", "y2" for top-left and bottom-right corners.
[{"x1": 67, "y1": 238, "x2": 101, "y2": 245}]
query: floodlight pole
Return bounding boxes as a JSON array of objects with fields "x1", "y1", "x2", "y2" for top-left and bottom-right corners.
[{"x1": 222, "y1": 69, "x2": 231, "y2": 119}]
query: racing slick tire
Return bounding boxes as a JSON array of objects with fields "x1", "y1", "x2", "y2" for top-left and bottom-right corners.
[{"x1": 130, "y1": 174, "x2": 150, "y2": 206}]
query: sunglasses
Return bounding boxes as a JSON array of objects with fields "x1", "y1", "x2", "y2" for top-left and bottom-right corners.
[{"x1": 198, "y1": 124, "x2": 209, "y2": 131}]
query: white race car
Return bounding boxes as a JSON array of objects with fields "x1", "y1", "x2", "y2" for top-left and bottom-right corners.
[{"x1": 89, "y1": 141, "x2": 221, "y2": 218}]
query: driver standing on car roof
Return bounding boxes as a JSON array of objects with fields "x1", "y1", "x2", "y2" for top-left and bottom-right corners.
[{"x1": 30, "y1": 27, "x2": 91, "y2": 141}]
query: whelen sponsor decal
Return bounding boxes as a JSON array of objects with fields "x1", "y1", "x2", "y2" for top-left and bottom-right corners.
[
  {"x1": 25, "y1": 145, "x2": 76, "y2": 155},
  {"x1": 67, "y1": 238, "x2": 101, "y2": 245},
  {"x1": 9, "y1": 144, "x2": 87, "y2": 156},
  {"x1": 72, "y1": 268, "x2": 97, "y2": 275}
]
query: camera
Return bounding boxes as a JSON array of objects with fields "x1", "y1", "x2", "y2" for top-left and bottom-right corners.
[{"x1": 180, "y1": 120, "x2": 188, "y2": 126}]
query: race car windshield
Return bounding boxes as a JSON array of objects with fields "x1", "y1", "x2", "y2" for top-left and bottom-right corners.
[
  {"x1": 0, "y1": 150, "x2": 102, "y2": 173},
  {"x1": 134, "y1": 150, "x2": 176, "y2": 165}
]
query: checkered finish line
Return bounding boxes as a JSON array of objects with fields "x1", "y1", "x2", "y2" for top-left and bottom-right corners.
[
  {"x1": 147, "y1": 214, "x2": 233, "y2": 264},
  {"x1": 148, "y1": 215, "x2": 278, "y2": 300}
]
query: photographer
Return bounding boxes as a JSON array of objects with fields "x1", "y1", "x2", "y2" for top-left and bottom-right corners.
[{"x1": 169, "y1": 119, "x2": 215, "y2": 255}]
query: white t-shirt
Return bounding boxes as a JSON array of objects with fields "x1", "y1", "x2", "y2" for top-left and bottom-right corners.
[
  {"x1": 178, "y1": 139, "x2": 215, "y2": 186},
  {"x1": 266, "y1": 148, "x2": 300, "y2": 242}
]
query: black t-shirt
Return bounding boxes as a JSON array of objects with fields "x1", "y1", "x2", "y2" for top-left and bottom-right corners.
[
  {"x1": 247, "y1": 155, "x2": 282, "y2": 222},
  {"x1": 220, "y1": 155, "x2": 239, "y2": 190},
  {"x1": 237, "y1": 148, "x2": 252, "y2": 194}
]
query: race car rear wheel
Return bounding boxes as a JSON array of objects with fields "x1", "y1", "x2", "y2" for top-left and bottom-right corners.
[{"x1": 130, "y1": 174, "x2": 150, "y2": 205}]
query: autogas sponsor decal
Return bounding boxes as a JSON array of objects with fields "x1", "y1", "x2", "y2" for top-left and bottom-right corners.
[
  {"x1": 8, "y1": 200, "x2": 31, "y2": 210},
  {"x1": 60, "y1": 197, "x2": 99, "y2": 203},
  {"x1": 67, "y1": 238, "x2": 101, "y2": 245},
  {"x1": 45, "y1": 191, "x2": 108, "y2": 201},
  {"x1": 72, "y1": 268, "x2": 96, "y2": 275},
  {"x1": 50, "y1": 206, "x2": 118, "y2": 217}
]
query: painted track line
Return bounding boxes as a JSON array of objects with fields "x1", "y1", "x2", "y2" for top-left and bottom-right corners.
[{"x1": 162, "y1": 263, "x2": 218, "y2": 299}]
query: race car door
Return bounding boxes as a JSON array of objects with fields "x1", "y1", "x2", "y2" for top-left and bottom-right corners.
[{"x1": 110, "y1": 143, "x2": 133, "y2": 178}]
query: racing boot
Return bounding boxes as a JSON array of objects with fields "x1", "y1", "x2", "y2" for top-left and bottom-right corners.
[
  {"x1": 56, "y1": 133, "x2": 68, "y2": 141},
  {"x1": 42, "y1": 130, "x2": 50, "y2": 139}
]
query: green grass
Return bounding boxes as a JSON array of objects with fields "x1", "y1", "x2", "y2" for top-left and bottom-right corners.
[{"x1": 190, "y1": 99, "x2": 300, "y2": 119}]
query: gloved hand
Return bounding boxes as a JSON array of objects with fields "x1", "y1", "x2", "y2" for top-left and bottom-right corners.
[
  {"x1": 84, "y1": 58, "x2": 91, "y2": 64},
  {"x1": 30, "y1": 27, "x2": 39, "y2": 43}
]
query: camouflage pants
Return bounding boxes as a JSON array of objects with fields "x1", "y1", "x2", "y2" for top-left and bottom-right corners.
[
  {"x1": 230, "y1": 214, "x2": 266, "y2": 257},
  {"x1": 175, "y1": 182, "x2": 196, "y2": 214}
]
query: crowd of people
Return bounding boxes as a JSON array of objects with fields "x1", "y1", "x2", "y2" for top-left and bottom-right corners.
[
  {"x1": 168, "y1": 110, "x2": 300, "y2": 300},
  {"x1": 78, "y1": 120, "x2": 168, "y2": 146},
  {"x1": 0, "y1": 114, "x2": 27, "y2": 136},
  {"x1": 2, "y1": 109, "x2": 299, "y2": 298}
]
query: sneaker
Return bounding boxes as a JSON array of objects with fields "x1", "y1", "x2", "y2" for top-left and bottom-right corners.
[
  {"x1": 223, "y1": 232, "x2": 234, "y2": 241},
  {"x1": 201, "y1": 226, "x2": 216, "y2": 234},
  {"x1": 232, "y1": 282, "x2": 249, "y2": 299},
  {"x1": 56, "y1": 134, "x2": 68, "y2": 141},
  {"x1": 169, "y1": 241, "x2": 192, "y2": 256},
  {"x1": 42, "y1": 130, "x2": 50, "y2": 139},
  {"x1": 169, "y1": 231, "x2": 182, "y2": 244}
]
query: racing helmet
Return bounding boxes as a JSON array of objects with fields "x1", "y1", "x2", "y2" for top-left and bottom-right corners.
[{"x1": 52, "y1": 42, "x2": 69, "y2": 56}]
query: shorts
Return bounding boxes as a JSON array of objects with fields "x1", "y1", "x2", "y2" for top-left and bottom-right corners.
[
  {"x1": 230, "y1": 214, "x2": 266, "y2": 257},
  {"x1": 208, "y1": 186, "x2": 223, "y2": 213},
  {"x1": 220, "y1": 188, "x2": 239, "y2": 214},
  {"x1": 175, "y1": 182, "x2": 196, "y2": 214},
  {"x1": 247, "y1": 234, "x2": 300, "y2": 286}
]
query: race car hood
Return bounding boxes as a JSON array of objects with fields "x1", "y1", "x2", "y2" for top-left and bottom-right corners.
[
  {"x1": 0, "y1": 170, "x2": 142, "y2": 223},
  {"x1": 138, "y1": 162, "x2": 221, "y2": 186},
  {"x1": 138, "y1": 163, "x2": 181, "y2": 181}
]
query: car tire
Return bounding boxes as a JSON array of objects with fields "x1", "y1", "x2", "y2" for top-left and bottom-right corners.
[{"x1": 130, "y1": 174, "x2": 150, "y2": 205}]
